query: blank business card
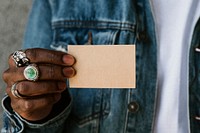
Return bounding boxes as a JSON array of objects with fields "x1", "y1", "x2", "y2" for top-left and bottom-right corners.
[{"x1": 68, "y1": 45, "x2": 136, "y2": 88}]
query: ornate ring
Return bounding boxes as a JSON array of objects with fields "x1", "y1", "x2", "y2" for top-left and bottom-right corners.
[
  {"x1": 12, "y1": 50, "x2": 30, "y2": 67},
  {"x1": 24, "y1": 64, "x2": 39, "y2": 81},
  {"x1": 11, "y1": 82, "x2": 23, "y2": 98}
]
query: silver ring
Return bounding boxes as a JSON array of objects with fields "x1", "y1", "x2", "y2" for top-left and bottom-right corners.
[
  {"x1": 23, "y1": 64, "x2": 39, "y2": 81},
  {"x1": 11, "y1": 82, "x2": 23, "y2": 98},
  {"x1": 12, "y1": 50, "x2": 30, "y2": 67}
]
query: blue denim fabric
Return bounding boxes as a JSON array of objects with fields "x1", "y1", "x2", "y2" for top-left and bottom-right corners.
[{"x1": 1, "y1": 0, "x2": 200, "y2": 133}]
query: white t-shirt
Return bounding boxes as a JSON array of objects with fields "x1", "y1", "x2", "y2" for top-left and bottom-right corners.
[{"x1": 151, "y1": 0, "x2": 200, "y2": 133}]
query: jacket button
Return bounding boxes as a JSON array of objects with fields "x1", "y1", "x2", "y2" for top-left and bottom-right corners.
[{"x1": 128, "y1": 101, "x2": 139, "y2": 113}]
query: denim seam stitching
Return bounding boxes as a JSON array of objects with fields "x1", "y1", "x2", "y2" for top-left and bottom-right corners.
[{"x1": 52, "y1": 20, "x2": 136, "y2": 32}]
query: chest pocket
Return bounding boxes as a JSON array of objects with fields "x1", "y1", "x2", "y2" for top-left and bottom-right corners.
[{"x1": 50, "y1": 21, "x2": 136, "y2": 126}]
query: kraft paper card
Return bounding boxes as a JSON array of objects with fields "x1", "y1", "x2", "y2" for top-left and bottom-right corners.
[{"x1": 68, "y1": 45, "x2": 136, "y2": 88}]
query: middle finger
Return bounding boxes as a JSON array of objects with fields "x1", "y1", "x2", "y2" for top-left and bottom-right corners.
[{"x1": 6, "y1": 64, "x2": 75, "y2": 83}]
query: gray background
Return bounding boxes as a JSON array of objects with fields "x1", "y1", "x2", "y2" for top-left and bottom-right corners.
[{"x1": 0, "y1": 0, "x2": 32, "y2": 129}]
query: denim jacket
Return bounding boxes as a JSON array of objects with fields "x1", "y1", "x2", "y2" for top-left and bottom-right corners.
[{"x1": 1, "y1": 0, "x2": 200, "y2": 133}]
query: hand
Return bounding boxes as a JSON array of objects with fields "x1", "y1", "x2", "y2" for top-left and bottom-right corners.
[{"x1": 3, "y1": 48, "x2": 76, "y2": 121}]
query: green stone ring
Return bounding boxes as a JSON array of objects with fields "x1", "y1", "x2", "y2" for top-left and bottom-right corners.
[{"x1": 23, "y1": 64, "x2": 39, "y2": 81}]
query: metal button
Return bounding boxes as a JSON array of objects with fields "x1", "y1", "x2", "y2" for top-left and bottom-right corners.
[
  {"x1": 195, "y1": 47, "x2": 200, "y2": 52},
  {"x1": 195, "y1": 116, "x2": 200, "y2": 120},
  {"x1": 128, "y1": 101, "x2": 139, "y2": 113}
]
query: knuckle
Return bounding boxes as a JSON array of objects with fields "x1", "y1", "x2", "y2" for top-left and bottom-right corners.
[
  {"x1": 23, "y1": 100, "x2": 34, "y2": 112},
  {"x1": 49, "y1": 52, "x2": 58, "y2": 63},
  {"x1": 17, "y1": 82, "x2": 27, "y2": 94},
  {"x1": 2, "y1": 69, "x2": 14, "y2": 83},
  {"x1": 26, "y1": 48, "x2": 37, "y2": 61},
  {"x1": 48, "y1": 65, "x2": 56, "y2": 79}
]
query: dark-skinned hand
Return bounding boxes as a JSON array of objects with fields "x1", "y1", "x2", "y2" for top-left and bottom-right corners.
[{"x1": 2, "y1": 48, "x2": 76, "y2": 121}]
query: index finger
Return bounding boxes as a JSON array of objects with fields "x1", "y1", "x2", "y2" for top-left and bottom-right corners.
[{"x1": 9, "y1": 48, "x2": 75, "y2": 66}]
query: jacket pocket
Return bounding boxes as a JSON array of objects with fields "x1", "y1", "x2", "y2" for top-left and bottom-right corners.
[
  {"x1": 50, "y1": 20, "x2": 136, "y2": 126},
  {"x1": 50, "y1": 20, "x2": 136, "y2": 50}
]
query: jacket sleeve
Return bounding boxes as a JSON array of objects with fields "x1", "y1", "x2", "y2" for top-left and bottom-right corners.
[
  {"x1": 22, "y1": 0, "x2": 53, "y2": 49},
  {"x1": 1, "y1": 0, "x2": 72, "y2": 133},
  {"x1": 1, "y1": 93, "x2": 72, "y2": 133}
]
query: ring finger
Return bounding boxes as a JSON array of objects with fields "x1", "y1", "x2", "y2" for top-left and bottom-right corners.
[
  {"x1": 7, "y1": 81, "x2": 67, "y2": 98},
  {"x1": 5, "y1": 64, "x2": 75, "y2": 84}
]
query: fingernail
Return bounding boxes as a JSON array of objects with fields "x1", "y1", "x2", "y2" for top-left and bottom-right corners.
[
  {"x1": 63, "y1": 55, "x2": 75, "y2": 65},
  {"x1": 58, "y1": 82, "x2": 66, "y2": 90},
  {"x1": 63, "y1": 67, "x2": 75, "y2": 78}
]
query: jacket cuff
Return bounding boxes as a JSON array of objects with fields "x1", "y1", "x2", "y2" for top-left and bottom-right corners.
[{"x1": 1, "y1": 92, "x2": 72, "y2": 133}]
